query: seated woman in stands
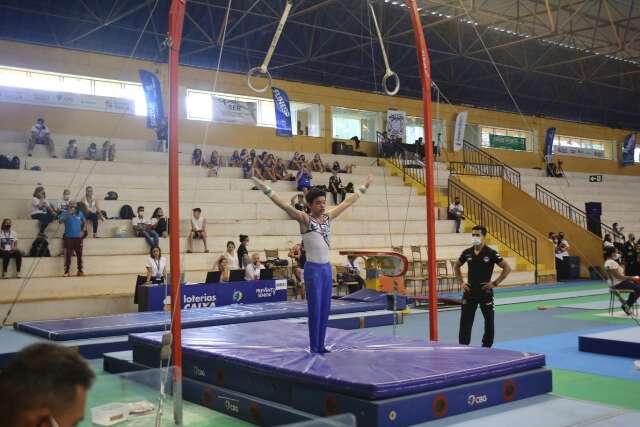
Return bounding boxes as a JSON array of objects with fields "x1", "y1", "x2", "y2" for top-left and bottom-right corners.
[
  {"x1": 145, "y1": 246, "x2": 167, "y2": 285},
  {"x1": 239, "y1": 148, "x2": 249, "y2": 162},
  {"x1": 261, "y1": 154, "x2": 279, "y2": 182},
  {"x1": 81, "y1": 186, "x2": 104, "y2": 238},
  {"x1": 64, "y1": 139, "x2": 78, "y2": 159},
  {"x1": 228, "y1": 150, "x2": 242, "y2": 167},
  {"x1": 603, "y1": 233, "x2": 615, "y2": 249},
  {"x1": 604, "y1": 246, "x2": 640, "y2": 316},
  {"x1": 289, "y1": 152, "x2": 302, "y2": 170},
  {"x1": 208, "y1": 150, "x2": 223, "y2": 177},
  {"x1": 101, "y1": 140, "x2": 115, "y2": 162},
  {"x1": 223, "y1": 240, "x2": 239, "y2": 269},
  {"x1": 192, "y1": 147, "x2": 204, "y2": 166},
  {"x1": 310, "y1": 153, "x2": 328, "y2": 172},
  {"x1": 215, "y1": 256, "x2": 231, "y2": 283},
  {"x1": 31, "y1": 186, "x2": 57, "y2": 237},
  {"x1": 331, "y1": 160, "x2": 353, "y2": 174},
  {"x1": 275, "y1": 158, "x2": 295, "y2": 181},
  {"x1": 151, "y1": 207, "x2": 168, "y2": 238}
]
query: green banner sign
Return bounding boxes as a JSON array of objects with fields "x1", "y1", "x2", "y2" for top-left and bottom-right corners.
[{"x1": 489, "y1": 134, "x2": 527, "y2": 151}]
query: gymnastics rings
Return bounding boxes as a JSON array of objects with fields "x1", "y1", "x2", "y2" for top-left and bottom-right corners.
[
  {"x1": 383, "y1": 70, "x2": 400, "y2": 96},
  {"x1": 369, "y1": 1, "x2": 400, "y2": 96},
  {"x1": 247, "y1": 0, "x2": 293, "y2": 93}
]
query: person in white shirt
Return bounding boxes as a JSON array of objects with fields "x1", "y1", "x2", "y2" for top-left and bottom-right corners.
[
  {"x1": 603, "y1": 234, "x2": 615, "y2": 249},
  {"x1": 1, "y1": 219, "x2": 22, "y2": 279},
  {"x1": 448, "y1": 197, "x2": 464, "y2": 233},
  {"x1": 187, "y1": 207, "x2": 209, "y2": 253},
  {"x1": 603, "y1": 246, "x2": 640, "y2": 315},
  {"x1": 31, "y1": 186, "x2": 57, "y2": 237},
  {"x1": 557, "y1": 232, "x2": 570, "y2": 249},
  {"x1": 145, "y1": 246, "x2": 167, "y2": 284},
  {"x1": 56, "y1": 189, "x2": 72, "y2": 213},
  {"x1": 245, "y1": 253, "x2": 265, "y2": 281},
  {"x1": 341, "y1": 255, "x2": 365, "y2": 293},
  {"x1": 80, "y1": 186, "x2": 104, "y2": 238},
  {"x1": 27, "y1": 118, "x2": 56, "y2": 158},
  {"x1": 222, "y1": 241, "x2": 240, "y2": 270},
  {"x1": 132, "y1": 206, "x2": 159, "y2": 248}
]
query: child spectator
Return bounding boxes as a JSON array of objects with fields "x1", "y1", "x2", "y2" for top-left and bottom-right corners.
[
  {"x1": 261, "y1": 154, "x2": 278, "y2": 182},
  {"x1": 223, "y1": 240, "x2": 239, "y2": 269},
  {"x1": 296, "y1": 164, "x2": 313, "y2": 194},
  {"x1": 215, "y1": 256, "x2": 231, "y2": 282},
  {"x1": 56, "y1": 189, "x2": 72, "y2": 213},
  {"x1": 310, "y1": 153, "x2": 328, "y2": 172},
  {"x1": 151, "y1": 207, "x2": 168, "y2": 237},
  {"x1": 275, "y1": 158, "x2": 295, "y2": 181},
  {"x1": 85, "y1": 143, "x2": 98, "y2": 160},
  {"x1": 207, "y1": 150, "x2": 222, "y2": 177},
  {"x1": 332, "y1": 160, "x2": 353, "y2": 174},
  {"x1": 64, "y1": 139, "x2": 78, "y2": 159},
  {"x1": 1, "y1": 219, "x2": 22, "y2": 279},
  {"x1": 187, "y1": 207, "x2": 209, "y2": 253},
  {"x1": 289, "y1": 152, "x2": 302, "y2": 170},
  {"x1": 241, "y1": 156, "x2": 255, "y2": 179},
  {"x1": 101, "y1": 140, "x2": 116, "y2": 162},
  {"x1": 132, "y1": 206, "x2": 159, "y2": 248},
  {"x1": 80, "y1": 186, "x2": 104, "y2": 238},
  {"x1": 27, "y1": 118, "x2": 56, "y2": 158},
  {"x1": 145, "y1": 246, "x2": 167, "y2": 284},
  {"x1": 31, "y1": 186, "x2": 56, "y2": 237},
  {"x1": 239, "y1": 148, "x2": 248, "y2": 162},
  {"x1": 328, "y1": 170, "x2": 346, "y2": 204},
  {"x1": 238, "y1": 234, "x2": 250, "y2": 269},
  {"x1": 59, "y1": 201, "x2": 86, "y2": 277},
  {"x1": 192, "y1": 147, "x2": 203, "y2": 166},
  {"x1": 228, "y1": 150, "x2": 242, "y2": 167},
  {"x1": 245, "y1": 253, "x2": 265, "y2": 281}
]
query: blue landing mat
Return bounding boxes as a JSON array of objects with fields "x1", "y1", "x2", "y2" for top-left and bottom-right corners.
[
  {"x1": 14, "y1": 299, "x2": 390, "y2": 341},
  {"x1": 579, "y1": 327, "x2": 640, "y2": 359},
  {"x1": 129, "y1": 320, "x2": 546, "y2": 400}
]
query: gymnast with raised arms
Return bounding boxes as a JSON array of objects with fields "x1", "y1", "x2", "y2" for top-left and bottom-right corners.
[{"x1": 252, "y1": 174, "x2": 374, "y2": 353}]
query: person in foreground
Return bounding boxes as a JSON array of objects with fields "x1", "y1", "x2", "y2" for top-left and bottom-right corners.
[
  {"x1": 603, "y1": 246, "x2": 640, "y2": 315},
  {"x1": 454, "y1": 225, "x2": 512, "y2": 348},
  {"x1": 0, "y1": 343, "x2": 95, "y2": 427},
  {"x1": 252, "y1": 174, "x2": 374, "y2": 353}
]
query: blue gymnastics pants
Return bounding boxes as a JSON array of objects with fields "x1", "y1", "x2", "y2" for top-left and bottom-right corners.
[{"x1": 304, "y1": 261, "x2": 333, "y2": 353}]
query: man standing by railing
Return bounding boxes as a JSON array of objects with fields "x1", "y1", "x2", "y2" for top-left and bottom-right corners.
[
  {"x1": 448, "y1": 197, "x2": 465, "y2": 233},
  {"x1": 454, "y1": 225, "x2": 512, "y2": 348}
]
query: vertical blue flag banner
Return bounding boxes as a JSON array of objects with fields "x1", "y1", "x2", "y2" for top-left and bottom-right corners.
[
  {"x1": 138, "y1": 69, "x2": 164, "y2": 129},
  {"x1": 543, "y1": 127, "x2": 556, "y2": 164},
  {"x1": 621, "y1": 133, "x2": 636, "y2": 166},
  {"x1": 271, "y1": 87, "x2": 292, "y2": 137}
]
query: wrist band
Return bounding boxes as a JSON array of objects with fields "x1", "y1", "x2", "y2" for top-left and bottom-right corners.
[
  {"x1": 357, "y1": 186, "x2": 367, "y2": 195},
  {"x1": 263, "y1": 187, "x2": 273, "y2": 197}
]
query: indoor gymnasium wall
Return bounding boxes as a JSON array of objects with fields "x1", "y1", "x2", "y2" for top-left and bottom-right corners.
[{"x1": 0, "y1": 40, "x2": 637, "y2": 176}]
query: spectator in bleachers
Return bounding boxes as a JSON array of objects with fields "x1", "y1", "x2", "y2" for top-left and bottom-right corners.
[
  {"x1": 215, "y1": 256, "x2": 231, "y2": 282},
  {"x1": 310, "y1": 153, "x2": 328, "y2": 172},
  {"x1": 350, "y1": 136, "x2": 361, "y2": 149},
  {"x1": 275, "y1": 158, "x2": 295, "y2": 181},
  {"x1": 59, "y1": 201, "x2": 86, "y2": 277},
  {"x1": 192, "y1": 147, "x2": 204, "y2": 166},
  {"x1": 229, "y1": 150, "x2": 242, "y2": 167},
  {"x1": 296, "y1": 164, "x2": 313, "y2": 194},
  {"x1": 623, "y1": 234, "x2": 637, "y2": 275},
  {"x1": 603, "y1": 233, "x2": 614, "y2": 249},
  {"x1": 0, "y1": 343, "x2": 95, "y2": 427},
  {"x1": 288, "y1": 242, "x2": 305, "y2": 299},
  {"x1": 85, "y1": 142, "x2": 98, "y2": 160},
  {"x1": 132, "y1": 206, "x2": 159, "y2": 248},
  {"x1": 145, "y1": 246, "x2": 167, "y2": 284},
  {"x1": 239, "y1": 148, "x2": 249, "y2": 162},
  {"x1": 340, "y1": 255, "x2": 365, "y2": 294},
  {"x1": 27, "y1": 118, "x2": 56, "y2": 158},
  {"x1": 80, "y1": 186, "x2": 103, "y2": 238},
  {"x1": 187, "y1": 207, "x2": 209, "y2": 253},
  {"x1": 603, "y1": 246, "x2": 640, "y2": 316},
  {"x1": 209, "y1": 150, "x2": 223, "y2": 168},
  {"x1": 64, "y1": 139, "x2": 78, "y2": 159},
  {"x1": 223, "y1": 240, "x2": 239, "y2": 269},
  {"x1": 245, "y1": 253, "x2": 265, "y2": 281},
  {"x1": 155, "y1": 117, "x2": 168, "y2": 152},
  {"x1": 56, "y1": 189, "x2": 72, "y2": 213},
  {"x1": 238, "y1": 234, "x2": 250, "y2": 269},
  {"x1": 289, "y1": 152, "x2": 302, "y2": 170},
  {"x1": 207, "y1": 157, "x2": 220, "y2": 177},
  {"x1": 557, "y1": 232, "x2": 570, "y2": 249},
  {"x1": 299, "y1": 154, "x2": 308, "y2": 169},
  {"x1": 612, "y1": 223, "x2": 625, "y2": 250},
  {"x1": 328, "y1": 170, "x2": 346, "y2": 204},
  {"x1": 261, "y1": 154, "x2": 279, "y2": 182},
  {"x1": 255, "y1": 151, "x2": 266, "y2": 172},
  {"x1": 332, "y1": 160, "x2": 353, "y2": 174},
  {"x1": 548, "y1": 232, "x2": 557, "y2": 245},
  {"x1": 291, "y1": 193, "x2": 309, "y2": 213},
  {"x1": 448, "y1": 197, "x2": 464, "y2": 233},
  {"x1": 31, "y1": 186, "x2": 56, "y2": 237},
  {"x1": 151, "y1": 207, "x2": 168, "y2": 237},
  {"x1": 1, "y1": 219, "x2": 22, "y2": 279},
  {"x1": 629, "y1": 241, "x2": 640, "y2": 276},
  {"x1": 101, "y1": 140, "x2": 116, "y2": 162},
  {"x1": 555, "y1": 241, "x2": 569, "y2": 281}
]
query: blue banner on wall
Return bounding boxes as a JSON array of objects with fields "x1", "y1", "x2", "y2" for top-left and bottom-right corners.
[
  {"x1": 138, "y1": 69, "x2": 165, "y2": 129},
  {"x1": 271, "y1": 87, "x2": 292, "y2": 137},
  {"x1": 621, "y1": 133, "x2": 637, "y2": 166},
  {"x1": 543, "y1": 127, "x2": 556, "y2": 163}
]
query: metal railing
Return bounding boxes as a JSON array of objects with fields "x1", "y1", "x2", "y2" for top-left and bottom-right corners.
[
  {"x1": 449, "y1": 161, "x2": 505, "y2": 178},
  {"x1": 449, "y1": 178, "x2": 538, "y2": 282},
  {"x1": 462, "y1": 141, "x2": 521, "y2": 188},
  {"x1": 386, "y1": 147, "x2": 425, "y2": 185},
  {"x1": 535, "y1": 184, "x2": 614, "y2": 237}
]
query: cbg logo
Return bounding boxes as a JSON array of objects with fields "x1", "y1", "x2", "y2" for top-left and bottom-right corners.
[{"x1": 467, "y1": 394, "x2": 488, "y2": 406}]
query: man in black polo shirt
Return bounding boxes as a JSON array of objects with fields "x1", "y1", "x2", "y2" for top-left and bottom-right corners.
[
  {"x1": 623, "y1": 234, "x2": 637, "y2": 275},
  {"x1": 454, "y1": 225, "x2": 512, "y2": 348}
]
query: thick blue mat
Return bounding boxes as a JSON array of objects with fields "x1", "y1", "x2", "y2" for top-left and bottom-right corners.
[
  {"x1": 579, "y1": 327, "x2": 640, "y2": 358},
  {"x1": 14, "y1": 299, "x2": 389, "y2": 341},
  {"x1": 129, "y1": 320, "x2": 546, "y2": 400}
]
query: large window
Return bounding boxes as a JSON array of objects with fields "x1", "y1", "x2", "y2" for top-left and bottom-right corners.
[
  {"x1": 0, "y1": 65, "x2": 146, "y2": 115},
  {"x1": 332, "y1": 107, "x2": 381, "y2": 142},
  {"x1": 186, "y1": 89, "x2": 321, "y2": 136},
  {"x1": 480, "y1": 125, "x2": 532, "y2": 151},
  {"x1": 405, "y1": 117, "x2": 445, "y2": 147},
  {"x1": 552, "y1": 135, "x2": 612, "y2": 160}
]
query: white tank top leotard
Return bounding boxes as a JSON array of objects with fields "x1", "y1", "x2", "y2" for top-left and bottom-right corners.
[{"x1": 302, "y1": 214, "x2": 331, "y2": 264}]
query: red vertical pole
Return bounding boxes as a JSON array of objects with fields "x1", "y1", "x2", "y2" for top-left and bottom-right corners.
[
  {"x1": 168, "y1": 0, "x2": 186, "y2": 377},
  {"x1": 408, "y1": 1, "x2": 438, "y2": 341}
]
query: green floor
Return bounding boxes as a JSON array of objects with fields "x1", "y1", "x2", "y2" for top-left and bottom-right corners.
[{"x1": 552, "y1": 369, "x2": 640, "y2": 411}]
